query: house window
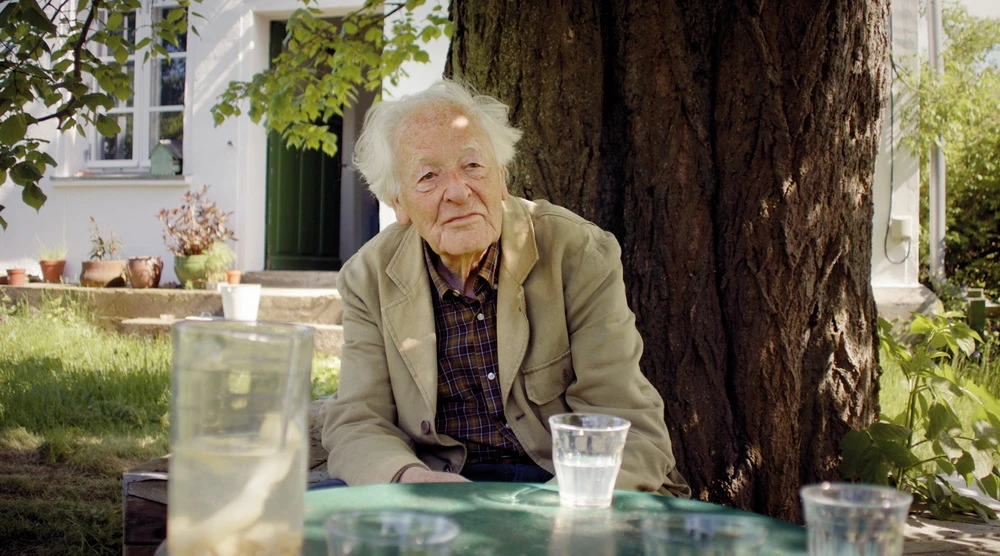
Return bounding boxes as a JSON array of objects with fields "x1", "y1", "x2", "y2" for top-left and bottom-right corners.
[{"x1": 90, "y1": 2, "x2": 186, "y2": 171}]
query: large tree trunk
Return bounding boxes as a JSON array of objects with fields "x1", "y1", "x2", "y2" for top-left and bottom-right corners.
[{"x1": 448, "y1": 0, "x2": 887, "y2": 522}]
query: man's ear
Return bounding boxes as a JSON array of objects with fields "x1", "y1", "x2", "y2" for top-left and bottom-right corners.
[{"x1": 391, "y1": 198, "x2": 411, "y2": 225}]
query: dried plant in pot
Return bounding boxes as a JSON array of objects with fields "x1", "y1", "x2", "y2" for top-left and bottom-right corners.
[
  {"x1": 158, "y1": 186, "x2": 236, "y2": 288},
  {"x1": 80, "y1": 218, "x2": 126, "y2": 287}
]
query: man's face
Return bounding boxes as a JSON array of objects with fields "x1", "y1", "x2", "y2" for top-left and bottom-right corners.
[{"x1": 392, "y1": 107, "x2": 507, "y2": 261}]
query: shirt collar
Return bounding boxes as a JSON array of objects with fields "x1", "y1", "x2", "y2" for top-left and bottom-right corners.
[{"x1": 423, "y1": 241, "x2": 501, "y2": 301}]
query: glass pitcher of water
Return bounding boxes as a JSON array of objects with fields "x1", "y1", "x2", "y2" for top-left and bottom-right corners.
[{"x1": 167, "y1": 320, "x2": 314, "y2": 555}]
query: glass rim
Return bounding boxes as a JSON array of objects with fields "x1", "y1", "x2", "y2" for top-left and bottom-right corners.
[
  {"x1": 173, "y1": 319, "x2": 314, "y2": 339},
  {"x1": 548, "y1": 413, "x2": 631, "y2": 432},
  {"x1": 324, "y1": 510, "x2": 460, "y2": 546},
  {"x1": 799, "y1": 482, "x2": 913, "y2": 508}
]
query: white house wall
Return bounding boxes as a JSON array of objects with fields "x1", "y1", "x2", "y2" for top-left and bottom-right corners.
[{"x1": 0, "y1": 0, "x2": 444, "y2": 284}]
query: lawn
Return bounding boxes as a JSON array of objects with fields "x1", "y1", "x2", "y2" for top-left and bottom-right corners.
[{"x1": 0, "y1": 293, "x2": 339, "y2": 555}]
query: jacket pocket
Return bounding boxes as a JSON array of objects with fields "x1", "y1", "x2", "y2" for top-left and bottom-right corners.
[{"x1": 523, "y1": 350, "x2": 574, "y2": 423}]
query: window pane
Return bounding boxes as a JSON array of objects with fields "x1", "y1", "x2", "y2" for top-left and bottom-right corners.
[
  {"x1": 150, "y1": 111, "x2": 184, "y2": 148},
  {"x1": 151, "y1": 58, "x2": 185, "y2": 106},
  {"x1": 155, "y1": 8, "x2": 187, "y2": 53},
  {"x1": 96, "y1": 114, "x2": 134, "y2": 161}
]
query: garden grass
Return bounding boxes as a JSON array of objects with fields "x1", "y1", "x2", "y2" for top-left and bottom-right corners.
[{"x1": 0, "y1": 294, "x2": 339, "y2": 555}]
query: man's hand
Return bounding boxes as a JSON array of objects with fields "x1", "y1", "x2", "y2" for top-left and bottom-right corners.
[{"x1": 399, "y1": 467, "x2": 471, "y2": 484}]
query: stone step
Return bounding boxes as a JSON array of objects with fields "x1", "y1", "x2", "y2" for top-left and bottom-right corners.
[
  {"x1": 117, "y1": 317, "x2": 344, "y2": 357},
  {"x1": 2, "y1": 283, "x2": 342, "y2": 325},
  {"x1": 242, "y1": 270, "x2": 339, "y2": 289}
]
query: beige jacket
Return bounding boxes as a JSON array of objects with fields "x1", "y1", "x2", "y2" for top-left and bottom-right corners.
[{"x1": 322, "y1": 196, "x2": 688, "y2": 496}]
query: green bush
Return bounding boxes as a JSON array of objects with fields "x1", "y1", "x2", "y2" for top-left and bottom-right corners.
[
  {"x1": 841, "y1": 312, "x2": 1000, "y2": 521},
  {"x1": 900, "y1": 2, "x2": 1000, "y2": 300}
]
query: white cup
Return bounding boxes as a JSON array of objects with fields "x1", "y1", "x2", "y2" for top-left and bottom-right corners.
[
  {"x1": 548, "y1": 413, "x2": 631, "y2": 509},
  {"x1": 219, "y1": 284, "x2": 262, "y2": 321}
]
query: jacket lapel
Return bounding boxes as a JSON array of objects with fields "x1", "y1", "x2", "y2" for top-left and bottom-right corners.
[
  {"x1": 497, "y1": 198, "x2": 538, "y2": 400},
  {"x1": 383, "y1": 225, "x2": 439, "y2": 414}
]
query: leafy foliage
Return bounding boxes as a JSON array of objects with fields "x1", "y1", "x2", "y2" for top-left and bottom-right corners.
[
  {"x1": 211, "y1": 0, "x2": 451, "y2": 157},
  {"x1": 202, "y1": 241, "x2": 235, "y2": 282},
  {"x1": 0, "y1": 0, "x2": 201, "y2": 230},
  {"x1": 87, "y1": 217, "x2": 121, "y2": 261},
  {"x1": 157, "y1": 185, "x2": 235, "y2": 256},
  {"x1": 841, "y1": 313, "x2": 1000, "y2": 522},
  {"x1": 897, "y1": 2, "x2": 1000, "y2": 299}
]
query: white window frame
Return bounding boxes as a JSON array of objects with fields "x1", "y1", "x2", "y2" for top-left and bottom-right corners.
[{"x1": 88, "y1": 0, "x2": 187, "y2": 171}]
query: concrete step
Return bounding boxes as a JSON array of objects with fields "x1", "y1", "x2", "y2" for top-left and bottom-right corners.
[
  {"x1": 117, "y1": 317, "x2": 344, "y2": 357},
  {"x1": 242, "y1": 270, "x2": 339, "y2": 289},
  {"x1": 2, "y1": 283, "x2": 342, "y2": 325}
]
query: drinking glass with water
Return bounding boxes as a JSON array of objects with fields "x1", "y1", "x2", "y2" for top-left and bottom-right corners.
[{"x1": 549, "y1": 413, "x2": 631, "y2": 509}]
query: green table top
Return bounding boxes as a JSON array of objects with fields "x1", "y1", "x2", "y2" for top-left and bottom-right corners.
[{"x1": 303, "y1": 482, "x2": 807, "y2": 555}]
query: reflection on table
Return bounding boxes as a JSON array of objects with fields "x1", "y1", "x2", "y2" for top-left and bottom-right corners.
[{"x1": 303, "y1": 482, "x2": 807, "y2": 555}]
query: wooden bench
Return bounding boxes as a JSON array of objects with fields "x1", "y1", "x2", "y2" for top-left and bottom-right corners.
[{"x1": 122, "y1": 401, "x2": 331, "y2": 555}]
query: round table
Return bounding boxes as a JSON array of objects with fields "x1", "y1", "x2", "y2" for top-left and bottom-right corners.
[{"x1": 303, "y1": 482, "x2": 807, "y2": 554}]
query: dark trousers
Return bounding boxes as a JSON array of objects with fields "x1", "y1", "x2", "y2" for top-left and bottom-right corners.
[{"x1": 308, "y1": 463, "x2": 552, "y2": 490}]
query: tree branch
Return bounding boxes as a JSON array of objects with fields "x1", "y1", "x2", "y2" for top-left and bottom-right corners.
[{"x1": 34, "y1": 0, "x2": 102, "y2": 125}]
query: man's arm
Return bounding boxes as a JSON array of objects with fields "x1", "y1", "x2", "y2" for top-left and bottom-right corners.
[
  {"x1": 560, "y1": 227, "x2": 688, "y2": 496},
  {"x1": 321, "y1": 260, "x2": 429, "y2": 484}
]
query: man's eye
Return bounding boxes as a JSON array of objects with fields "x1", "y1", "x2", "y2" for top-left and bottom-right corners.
[
  {"x1": 466, "y1": 163, "x2": 482, "y2": 168},
  {"x1": 419, "y1": 172, "x2": 436, "y2": 182}
]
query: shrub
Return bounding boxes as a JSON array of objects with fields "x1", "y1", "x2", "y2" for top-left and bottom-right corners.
[{"x1": 841, "y1": 312, "x2": 1000, "y2": 522}]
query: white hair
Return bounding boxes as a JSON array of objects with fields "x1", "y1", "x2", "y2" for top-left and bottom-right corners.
[{"x1": 353, "y1": 80, "x2": 523, "y2": 205}]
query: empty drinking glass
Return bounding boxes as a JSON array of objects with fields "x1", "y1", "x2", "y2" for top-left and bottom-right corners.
[
  {"x1": 800, "y1": 482, "x2": 913, "y2": 556},
  {"x1": 325, "y1": 511, "x2": 460, "y2": 556},
  {"x1": 641, "y1": 514, "x2": 769, "y2": 555}
]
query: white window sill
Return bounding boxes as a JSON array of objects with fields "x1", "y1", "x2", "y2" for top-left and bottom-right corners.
[{"x1": 51, "y1": 175, "x2": 189, "y2": 188}]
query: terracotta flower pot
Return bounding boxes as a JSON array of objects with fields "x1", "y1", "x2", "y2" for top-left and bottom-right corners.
[
  {"x1": 128, "y1": 257, "x2": 164, "y2": 289},
  {"x1": 80, "y1": 260, "x2": 127, "y2": 287},
  {"x1": 6, "y1": 268, "x2": 27, "y2": 286},
  {"x1": 225, "y1": 269, "x2": 242, "y2": 284},
  {"x1": 39, "y1": 260, "x2": 66, "y2": 283}
]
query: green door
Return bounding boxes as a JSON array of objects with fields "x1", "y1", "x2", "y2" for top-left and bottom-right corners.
[{"x1": 265, "y1": 21, "x2": 343, "y2": 271}]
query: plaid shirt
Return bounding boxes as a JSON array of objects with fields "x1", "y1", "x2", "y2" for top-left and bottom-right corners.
[{"x1": 424, "y1": 241, "x2": 527, "y2": 465}]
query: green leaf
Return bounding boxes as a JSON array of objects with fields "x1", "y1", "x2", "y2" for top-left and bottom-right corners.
[
  {"x1": 21, "y1": 182, "x2": 47, "y2": 210},
  {"x1": 95, "y1": 115, "x2": 121, "y2": 137},
  {"x1": 979, "y1": 474, "x2": 1000, "y2": 501},
  {"x1": 956, "y1": 451, "x2": 976, "y2": 478},
  {"x1": 926, "y1": 401, "x2": 964, "y2": 441},
  {"x1": 21, "y1": 0, "x2": 57, "y2": 34},
  {"x1": 114, "y1": 46, "x2": 129, "y2": 65},
  {"x1": 107, "y1": 11, "x2": 123, "y2": 31},
  {"x1": 970, "y1": 446, "x2": 995, "y2": 479},
  {"x1": 9, "y1": 161, "x2": 42, "y2": 186},
  {"x1": 0, "y1": 114, "x2": 28, "y2": 144}
]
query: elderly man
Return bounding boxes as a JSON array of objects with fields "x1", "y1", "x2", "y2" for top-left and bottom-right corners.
[{"x1": 321, "y1": 80, "x2": 688, "y2": 495}]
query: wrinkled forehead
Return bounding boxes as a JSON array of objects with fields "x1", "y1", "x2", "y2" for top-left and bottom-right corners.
[{"x1": 394, "y1": 105, "x2": 490, "y2": 161}]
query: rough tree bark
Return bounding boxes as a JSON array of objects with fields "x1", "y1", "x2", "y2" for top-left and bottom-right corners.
[{"x1": 447, "y1": 0, "x2": 888, "y2": 522}]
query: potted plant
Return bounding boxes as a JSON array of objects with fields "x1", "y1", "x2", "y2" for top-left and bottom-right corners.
[
  {"x1": 202, "y1": 242, "x2": 237, "y2": 287},
  {"x1": 158, "y1": 185, "x2": 236, "y2": 287},
  {"x1": 6, "y1": 267, "x2": 27, "y2": 286},
  {"x1": 127, "y1": 256, "x2": 164, "y2": 289},
  {"x1": 37, "y1": 240, "x2": 68, "y2": 283},
  {"x1": 80, "y1": 218, "x2": 126, "y2": 287}
]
